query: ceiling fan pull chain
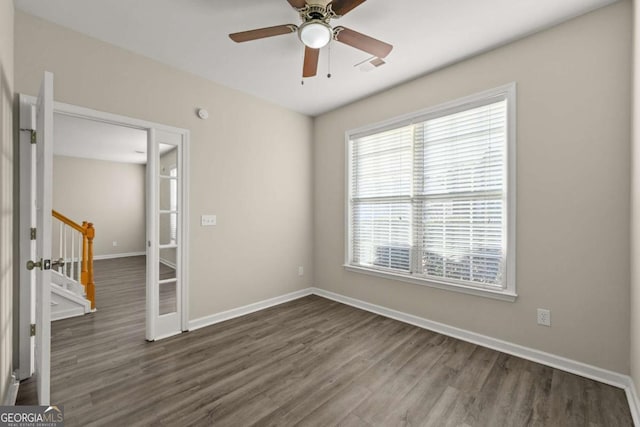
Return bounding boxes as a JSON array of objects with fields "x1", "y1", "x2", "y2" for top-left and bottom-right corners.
[{"x1": 327, "y1": 43, "x2": 332, "y2": 78}]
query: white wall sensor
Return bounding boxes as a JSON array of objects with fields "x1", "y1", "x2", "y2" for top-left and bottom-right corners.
[{"x1": 197, "y1": 108, "x2": 209, "y2": 120}]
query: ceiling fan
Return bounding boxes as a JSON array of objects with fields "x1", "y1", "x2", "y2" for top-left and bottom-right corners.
[{"x1": 228, "y1": 0, "x2": 393, "y2": 78}]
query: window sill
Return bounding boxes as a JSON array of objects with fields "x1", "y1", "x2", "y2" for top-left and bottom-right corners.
[{"x1": 343, "y1": 264, "x2": 517, "y2": 302}]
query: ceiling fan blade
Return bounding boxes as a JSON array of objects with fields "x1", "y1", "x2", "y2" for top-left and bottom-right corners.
[
  {"x1": 302, "y1": 46, "x2": 320, "y2": 78},
  {"x1": 286, "y1": 0, "x2": 307, "y2": 9},
  {"x1": 334, "y1": 26, "x2": 393, "y2": 58},
  {"x1": 229, "y1": 24, "x2": 297, "y2": 43},
  {"x1": 329, "y1": 0, "x2": 366, "y2": 16}
]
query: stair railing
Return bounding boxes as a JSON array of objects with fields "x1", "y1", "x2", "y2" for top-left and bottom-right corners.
[{"x1": 52, "y1": 210, "x2": 96, "y2": 310}]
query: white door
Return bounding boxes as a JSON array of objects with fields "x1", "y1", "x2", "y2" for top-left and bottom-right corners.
[
  {"x1": 17, "y1": 97, "x2": 35, "y2": 381},
  {"x1": 146, "y1": 129, "x2": 184, "y2": 341},
  {"x1": 32, "y1": 71, "x2": 54, "y2": 405}
]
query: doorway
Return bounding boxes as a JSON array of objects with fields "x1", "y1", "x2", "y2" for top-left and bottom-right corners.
[
  {"x1": 16, "y1": 96, "x2": 190, "y2": 388},
  {"x1": 49, "y1": 104, "x2": 190, "y2": 341},
  {"x1": 50, "y1": 113, "x2": 148, "y2": 322}
]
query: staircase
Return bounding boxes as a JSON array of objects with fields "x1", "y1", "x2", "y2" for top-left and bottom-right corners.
[{"x1": 50, "y1": 210, "x2": 96, "y2": 321}]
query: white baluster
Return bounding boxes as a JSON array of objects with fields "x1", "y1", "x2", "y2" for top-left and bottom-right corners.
[
  {"x1": 77, "y1": 233, "x2": 82, "y2": 283},
  {"x1": 71, "y1": 229, "x2": 75, "y2": 281},
  {"x1": 58, "y1": 221, "x2": 63, "y2": 263},
  {"x1": 63, "y1": 225, "x2": 68, "y2": 277}
]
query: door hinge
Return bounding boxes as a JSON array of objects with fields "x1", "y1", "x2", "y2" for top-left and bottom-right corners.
[
  {"x1": 30, "y1": 228, "x2": 36, "y2": 240},
  {"x1": 30, "y1": 324, "x2": 36, "y2": 337},
  {"x1": 20, "y1": 128, "x2": 36, "y2": 144}
]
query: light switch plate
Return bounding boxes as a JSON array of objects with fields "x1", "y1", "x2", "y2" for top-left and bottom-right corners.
[{"x1": 201, "y1": 214, "x2": 216, "y2": 226}]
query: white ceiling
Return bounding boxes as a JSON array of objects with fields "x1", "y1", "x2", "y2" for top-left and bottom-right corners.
[
  {"x1": 17, "y1": 0, "x2": 618, "y2": 116},
  {"x1": 54, "y1": 113, "x2": 149, "y2": 164}
]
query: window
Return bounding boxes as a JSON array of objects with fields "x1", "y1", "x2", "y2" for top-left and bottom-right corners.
[{"x1": 346, "y1": 84, "x2": 516, "y2": 300}]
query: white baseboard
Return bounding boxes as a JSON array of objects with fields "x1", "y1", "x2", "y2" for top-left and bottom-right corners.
[
  {"x1": 51, "y1": 307, "x2": 89, "y2": 322},
  {"x1": 188, "y1": 288, "x2": 313, "y2": 331},
  {"x1": 2, "y1": 374, "x2": 19, "y2": 406},
  {"x1": 93, "y1": 251, "x2": 145, "y2": 260},
  {"x1": 626, "y1": 377, "x2": 640, "y2": 426}
]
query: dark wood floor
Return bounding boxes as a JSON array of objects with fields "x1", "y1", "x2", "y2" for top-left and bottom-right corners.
[{"x1": 17, "y1": 256, "x2": 633, "y2": 426}]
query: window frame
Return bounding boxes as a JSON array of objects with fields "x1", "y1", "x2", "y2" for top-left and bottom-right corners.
[{"x1": 344, "y1": 83, "x2": 517, "y2": 302}]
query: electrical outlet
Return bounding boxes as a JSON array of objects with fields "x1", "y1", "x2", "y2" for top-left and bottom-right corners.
[
  {"x1": 201, "y1": 215, "x2": 217, "y2": 226},
  {"x1": 112, "y1": 241, "x2": 118, "y2": 247},
  {"x1": 537, "y1": 308, "x2": 551, "y2": 326},
  {"x1": 298, "y1": 266, "x2": 304, "y2": 276}
]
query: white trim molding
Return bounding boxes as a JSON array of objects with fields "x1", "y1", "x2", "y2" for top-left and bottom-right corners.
[
  {"x1": 2, "y1": 374, "x2": 19, "y2": 406},
  {"x1": 188, "y1": 288, "x2": 314, "y2": 331},
  {"x1": 344, "y1": 265, "x2": 517, "y2": 302},
  {"x1": 93, "y1": 251, "x2": 146, "y2": 261},
  {"x1": 626, "y1": 378, "x2": 640, "y2": 426},
  {"x1": 50, "y1": 307, "x2": 90, "y2": 322}
]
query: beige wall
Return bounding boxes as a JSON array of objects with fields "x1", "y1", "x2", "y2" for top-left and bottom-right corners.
[
  {"x1": 52, "y1": 155, "x2": 146, "y2": 257},
  {"x1": 0, "y1": 0, "x2": 13, "y2": 405},
  {"x1": 632, "y1": 0, "x2": 640, "y2": 400},
  {"x1": 314, "y1": 1, "x2": 632, "y2": 373},
  {"x1": 15, "y1": 11, "x2": 314, "y2": 320}
]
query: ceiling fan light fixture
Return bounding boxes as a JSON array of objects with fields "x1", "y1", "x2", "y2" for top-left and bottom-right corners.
[
  {"x1": 228, "y1": 0, "x2": 392, "y2": 79},
  {"x1": 298, "y1": 20, "x2": 332, "y2": 49}
]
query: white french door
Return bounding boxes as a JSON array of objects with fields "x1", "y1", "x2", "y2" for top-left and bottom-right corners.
[
  {"x1": 146, "y1": 129, "x2": 185, "y2": 341},
  {"x1": 32, "y1": 72, "x2": 54, "y2": 404}
]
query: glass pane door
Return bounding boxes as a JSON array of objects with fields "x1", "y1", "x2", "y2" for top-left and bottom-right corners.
[
  {"x1": 147, "y1": 131, "x2": 183, "y2": 340},
  {"x1": 159, "y1": 145, "x2": 178, "y2": 317}
]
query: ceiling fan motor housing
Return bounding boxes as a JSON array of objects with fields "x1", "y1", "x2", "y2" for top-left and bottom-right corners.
[{"x1": 299, "y1": 4, "x2": 333, "y2": 23}]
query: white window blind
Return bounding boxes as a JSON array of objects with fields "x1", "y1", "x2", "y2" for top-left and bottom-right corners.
[{"x1": 348, "y1": 85, "x2": 515, "y2": 297}]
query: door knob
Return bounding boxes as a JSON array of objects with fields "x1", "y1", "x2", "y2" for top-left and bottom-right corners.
[
  {"x1": 26, "y1": 258, "x2": 52, "y2": 271},
  {"x1": 26, "y1": 259, "x2": 42, "y2": 270}
]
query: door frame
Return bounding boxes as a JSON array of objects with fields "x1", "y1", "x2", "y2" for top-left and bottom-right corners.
[{"x1": 17, "y1": 96, "x2": 190, "y2": 362}]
